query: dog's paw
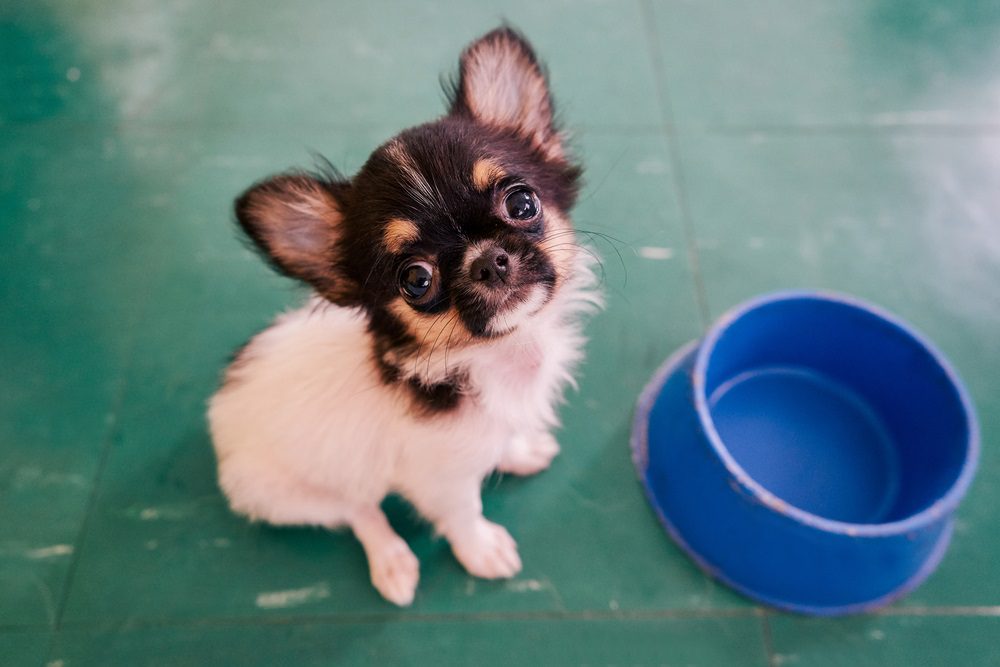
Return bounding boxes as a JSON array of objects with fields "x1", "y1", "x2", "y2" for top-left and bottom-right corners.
[
  {"x1": 368, "y1": 538, "x2": 420, "y2": 607},
  {"x1": 450, "y1": 518, "x2": 522, "y2": 579},
  {"x1": 497, "y1": 432, "x2": 560, "y2": 476}
]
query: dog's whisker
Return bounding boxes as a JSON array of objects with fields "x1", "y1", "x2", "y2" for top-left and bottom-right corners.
[
  {"x1": 574, "y1": 227, "x2": 634, "y2": 250},
  {"x1": 539, "y1": 241, "x2": 609, "y2": 288},
  {"x1": 361, "y1": 245, "x2": 392, "y2": 293},
  {"x1": 411, "y1": 310, "x2": 450, "y2": 379},
  {"x1": 424, "y1": 310, "x2": 461, "y2": 380},
  {"x1": 573, "y1": 230, "x2": 627, "y2": 288},
  {"x1": 442, "y1": 312, "x2": 463, "y2": 378}
]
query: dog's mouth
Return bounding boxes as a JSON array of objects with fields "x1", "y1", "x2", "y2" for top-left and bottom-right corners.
[
  {"x1": 456, "y1": 279, "x2": 554, "y2": 339},
  {"x1": 484, "y1": 283, "x2": 553, "y2": 336},
  {"x1": 448, "y1": 238, "x2": 558, "y2": 339}
]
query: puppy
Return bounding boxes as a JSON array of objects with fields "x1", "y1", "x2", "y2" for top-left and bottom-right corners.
[{"x1": 208, "y1": 27, "x2": 600, "y2": 606}]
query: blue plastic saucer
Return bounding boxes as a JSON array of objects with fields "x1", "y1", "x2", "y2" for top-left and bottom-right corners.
[{"x1": 632, "y1": 291, "x2": 978, "y2": 615}]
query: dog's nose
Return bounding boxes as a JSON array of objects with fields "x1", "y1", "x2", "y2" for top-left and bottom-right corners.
[{"x1": 470, "y1": 247, "x2": 510, "y2": 286}]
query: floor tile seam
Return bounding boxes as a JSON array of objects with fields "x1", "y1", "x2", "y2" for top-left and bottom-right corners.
[
  {"x1": 6, "y1": 119, "x2": 1000, "y2": 137},
  {"x1": 873, "y1": 606, "x2": 1000, "y2": 617},
  {"x1": 0, "y1": 624, "x2": 52, "y2": 634},
  {"x1": 0, "y1": 120, "x2": 665, "y2": 133},
  {"x1": 44, "y1": 267, "x2": 161, "y2": 659},
  {"x1": 42, "y1": 607, "x2": 760, "y2": 633},
  {"x1": 9, "y1": 604, "x2": 1000, "y2": 636},
  {"x1": 42, "y1": 397, "x2": 122, "y2": 658},
  {"x1": 46, "y1": 374, "x2": 129, "y2": 630},
  {"x1": 637, "y1": 0, "x2": 711, "y2": 330},
  {"x1": 679, "y1": 123, "x2": 1000, "y2": 136},
  {"x1": 760, "y1": 611, "x2": 779, "y2": 667}
]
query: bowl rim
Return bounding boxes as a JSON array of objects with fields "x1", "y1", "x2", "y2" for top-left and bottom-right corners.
[{"x1": 692, "y1": 289, "x2": 980, "y2": 537}]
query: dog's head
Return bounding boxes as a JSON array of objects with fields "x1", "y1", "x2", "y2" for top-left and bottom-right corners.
[{"x1": 235, "y1": 28, "x2": 582, "y2": 376}]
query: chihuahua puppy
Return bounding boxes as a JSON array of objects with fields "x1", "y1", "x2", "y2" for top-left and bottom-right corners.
[{"x1": 208, "y1": 27, "x2": 599, "y2": 606}]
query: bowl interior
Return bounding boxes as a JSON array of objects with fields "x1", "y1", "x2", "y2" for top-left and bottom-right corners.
[{"x1": 700, "y1": 297, "x2": 972, "y2": 525}]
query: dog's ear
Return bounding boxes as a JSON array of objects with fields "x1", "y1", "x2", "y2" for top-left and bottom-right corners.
[
  {"x1": 449, "y1": 27, "x2": 563, "y2": 160},
  {"x1": 234, "y1": 172, "x2": 359, "y2": 305}
]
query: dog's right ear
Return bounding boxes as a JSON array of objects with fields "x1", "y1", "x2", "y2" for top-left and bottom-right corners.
[
  {"x1": 449, "y1": 27, "x2": 564, "y2": 161},
  {"x1": 234, "y1": 172, "x2": 359, "y2": 305}
]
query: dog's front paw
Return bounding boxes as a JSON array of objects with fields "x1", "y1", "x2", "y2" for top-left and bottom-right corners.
[
  {"x1": 449, "y1": 518, "x2": 522, "y2": 579},
  {"x1": 368, "y1": 537, "x2": 420, "y2": 607},
  {"x1": 497, "y1": 432, "x2": 561, "y2": 476}
]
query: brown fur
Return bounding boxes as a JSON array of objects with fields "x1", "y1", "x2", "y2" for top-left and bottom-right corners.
[
  {"x1": 471, "y1": 158, "x2": 506, "y2": 191},
  {"x1": 384, "y1": 218, "x2": 420, "y2": 254}
]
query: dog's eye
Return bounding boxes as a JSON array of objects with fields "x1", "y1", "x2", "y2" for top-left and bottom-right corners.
[
  {"x1": 400, "y1": 262, "x2": 434, "y2": 300},
  {"x1": 503, "y1": 187, "x2": 539, "y2": 221}
]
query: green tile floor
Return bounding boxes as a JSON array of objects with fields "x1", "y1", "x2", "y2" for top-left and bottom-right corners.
[{"x1": 2, "y1": 1, "x2": 999, "y2": 665}]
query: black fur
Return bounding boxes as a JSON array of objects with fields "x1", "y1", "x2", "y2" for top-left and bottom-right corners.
[
  {"x1": 407, "y1": 373, "x2": 468, "y2": 416},
  {"x1": 230, "y1": 27, "x2": 581, "y2": 417}
]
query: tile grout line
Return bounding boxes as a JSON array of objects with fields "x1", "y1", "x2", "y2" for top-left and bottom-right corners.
[
  {"x1": 41, "y1": 607, "x2": 766, "y2": 635},
  {"x1": 759, "y1": 610, "x2": 779, "y2": 667},
  {"x1": 44, "y1": 286, "x2": 152, "y2": 659},
  {"x1": 6, "y1": 604, "x2": 1000, "y2": 637},
  {"x1": 638, "y1": 0, "x2": 711, "y2": 330},
  {"x1": 48, "y1": 375, "x2": 128, "y2": 628},
  {"x1": 875, "y1": 606, "x2": 1000, "y2": 617},
  {"x1": 691, "y1": 123, "x2": 1000, "y2": 136},
  {"x1": 43, "y1": 380, "x2": 126, "y2": 658},
  {"x1": 8, "y1": 119, "x2": 1000, "y2": 136}
]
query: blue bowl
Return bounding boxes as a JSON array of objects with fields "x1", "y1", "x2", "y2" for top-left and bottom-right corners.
[{"x1": 632, "y1": 291, "x2": 979, "y2": 615}]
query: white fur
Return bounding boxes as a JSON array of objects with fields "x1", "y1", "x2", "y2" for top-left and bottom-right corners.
[{"x1": 208, "y1": 253, "x2": 600, "y2": 606}]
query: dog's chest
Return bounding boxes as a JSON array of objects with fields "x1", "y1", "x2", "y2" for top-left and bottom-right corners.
[
  {"x1": 493, "y1": 336, "x2": 545, "y2": 388},
  {"x1": 465, "y1": 316, "x2": 578, "y2": 431}
]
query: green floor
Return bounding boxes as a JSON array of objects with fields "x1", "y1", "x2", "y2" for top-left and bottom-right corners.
[{"x1": 3, "y1": 1, "x2": 1000, "y2": 665}]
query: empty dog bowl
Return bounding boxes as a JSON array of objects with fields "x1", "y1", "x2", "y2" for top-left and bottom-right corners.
[{"x1": 631, "y1": 291, "x2": 978, "y2": 615}]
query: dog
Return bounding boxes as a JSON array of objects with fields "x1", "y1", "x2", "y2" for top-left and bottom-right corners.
[{"x1": 208, "y1": 27, "x2": 600, "y2": 606}]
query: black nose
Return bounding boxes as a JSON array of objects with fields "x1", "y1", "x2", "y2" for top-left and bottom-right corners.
[{"x1": 470, "y1": 247, "x2": 510, "y2": 285}]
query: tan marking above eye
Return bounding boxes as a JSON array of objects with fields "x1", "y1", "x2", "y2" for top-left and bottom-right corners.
[
  {"x1": 384, "y1": 218, "x2": 420, "y2": 254},
  {"x1": 471, "y1": 158, "x2": 506, "y2": 191}
]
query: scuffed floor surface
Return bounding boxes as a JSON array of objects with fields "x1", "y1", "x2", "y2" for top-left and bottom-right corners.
[{"x1": 3, "y1": 1, "x2": 1000, "y2": 665}]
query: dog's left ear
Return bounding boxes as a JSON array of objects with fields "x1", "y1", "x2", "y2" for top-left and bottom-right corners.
[
  {"x1": 234, "y1": 172, "x2": 360, "y2": 306},
  {"x1": 449, "y1": 27, "x2": 564, "y2": 160}
]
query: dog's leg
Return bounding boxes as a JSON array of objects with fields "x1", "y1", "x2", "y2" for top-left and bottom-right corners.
[
  {"x1": 218, "y1": 457, "x2": 418, "y2": 606},
  {"x1": 496, "y1": 431, "x2": 560, "y2": 476},
  {"x1": 350, "y1": 506, "x2": 420, "y2": 607},
  {"x1": 407, "y1": 481, "x2": 522, "y2": 580}
]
